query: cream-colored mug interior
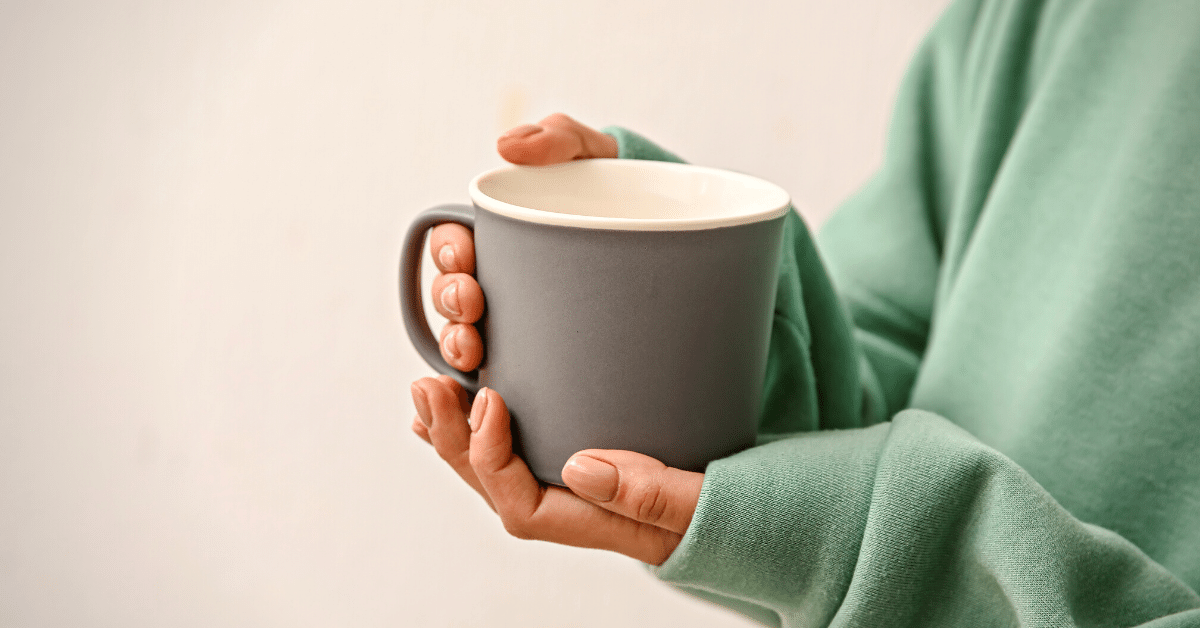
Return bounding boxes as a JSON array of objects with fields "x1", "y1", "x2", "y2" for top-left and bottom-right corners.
[{"x1": 470, "y1": 159, "x2": 790, "y2": 231}]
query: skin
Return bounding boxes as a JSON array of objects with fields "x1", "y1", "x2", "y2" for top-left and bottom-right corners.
[{"x1": 409, "y1": 113, "x2": 704, "y2": 566}]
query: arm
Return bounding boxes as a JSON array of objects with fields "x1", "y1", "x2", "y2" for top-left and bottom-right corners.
[
  {"x1": 612, "y1": 126, "x2": 1200, "y2": 624},
  {"x1": 656, "y1": 412, "x2": 1200, "y2": 627},
  {"x1": 611, "y1": 0, "x2": 1200, "y2": 624},
  {"x1": 595, "y1": 125, "x2": 1198, "y2": 623}
]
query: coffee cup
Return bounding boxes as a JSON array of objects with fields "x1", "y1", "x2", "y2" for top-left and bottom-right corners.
[{"x1": 400, "y1": 158, "x2": 789, "y2": 485}]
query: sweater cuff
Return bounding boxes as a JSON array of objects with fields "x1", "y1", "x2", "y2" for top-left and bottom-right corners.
[
  {"x1": 600, "y1": 126, "x2": 686, "y2": 163},
  {"x1": 652, "y1": 422, "x2": 892, "y2": 622}
]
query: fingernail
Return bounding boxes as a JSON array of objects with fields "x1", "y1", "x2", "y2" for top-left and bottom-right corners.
[
  {"x1": 438, "y1": 244, "x2": 456, "y2": 271},
  {"x1": 562, "y1": 455, "x2": 618, "y2": 502},
  {"x1": 411, "y1": 383, "x2": 432, "y2": 428},
  {"x1": 442, "y1": 327, "x2": 461, "y2": 360},
  {"x1": 441, "y1": 281, "x2": 461, "y2": 317},
  {"x1": 500, "y1": 123, "x2": 542, "y2": 140},
  {"x1": 469, "y1": 388, "x2": 489, "y2": 432}
]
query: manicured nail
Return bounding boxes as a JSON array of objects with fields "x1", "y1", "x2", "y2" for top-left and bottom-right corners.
[
  {"x1": 562, "y1": 455, "x2": 618, "y2": 502},
  {"x1": 442, "y1": 326, "x2": 461, "y2": 360},
  {"x1": 440, "y1": 281, "x2": 461, "y2": 317},
  {"x1": 411, "y1": 383, "x2": 432, "y2": 428},
  {"x1": 437, "y1": 244, "x2": 456, "y2": 271},
  {"x1": 469, "y1": 388, "x2": 489, "y2": 432},
  {"x1": 500, "y1": 123, "x2": 542, "y2": 139}
]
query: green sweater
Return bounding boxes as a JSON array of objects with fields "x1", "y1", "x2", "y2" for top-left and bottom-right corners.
[{"x1": 605, "y1": 0, "x2": 1200, "y2": 625}]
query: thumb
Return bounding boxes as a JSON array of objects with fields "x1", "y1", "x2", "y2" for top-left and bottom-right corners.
[
  {"x1": 496, "y1": 113, "x2": 617, "y2": 166},
  {"x1": 560, "y1": 450, "x2": 704, "y2": 536}
]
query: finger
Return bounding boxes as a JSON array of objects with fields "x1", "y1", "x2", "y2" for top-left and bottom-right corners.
[
  {"x1": 539, "y1": 113, "x2": 619, "y2": 159},
  {"x1": 441, "y1": 374, "x2": 471, "y2": 415},
  {"x1": 516, "y1": 485, "x2": 684, "y2": 565},
  {"x1": 431, "y1": 273, "x2": 484, "y2": 324},
  {"x1": 429, "y1": 223, "x2": 475, "y2": 275},
  {"x1": 411, "y1": 415, "x2": 432, "y2": 444},
  {"x1": 438, "y1": 323, "x2": 483, "y2": 372},
  {"x1": 561, "y1": 450, "x2": 704, "y2": 536},
  {"x1": 467, "y1": 388, "x2": 682, "y2": 565},
  {"x1": 497, "y1": 121, "x2": 576, "y2": 165},
  {"x1": 411, "y1": 377, "x2": 493, "y2": 509},
  {"x1": 497, "y1": 113, "x2": 617, "y2": 166}
]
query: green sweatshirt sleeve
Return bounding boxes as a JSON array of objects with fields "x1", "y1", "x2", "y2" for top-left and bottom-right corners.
[
  {"x1": 656, "y1": 412, "x2": 1200, "y2": 627},
  {"x1": 645, "y1": 198, "x2": 1200, "y2": 625},
  {"x1": 603, "y1": 0, "x2": 1200, "y2": 624},
  {"x1": 601, "y1": 126, "x2": 686, "y2": 164}
]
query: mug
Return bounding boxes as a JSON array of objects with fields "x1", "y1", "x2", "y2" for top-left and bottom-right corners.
[{"x1": 400, "y1": 158, "x2": 789, "y2": 485}]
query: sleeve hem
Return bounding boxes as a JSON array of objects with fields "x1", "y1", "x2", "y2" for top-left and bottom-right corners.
[
  {"x1": 653, "y1": 423, "x2": 892, "y2": 622},
  {"x1": 600, "y1": 126, "x2": 687, "y2": 163}
]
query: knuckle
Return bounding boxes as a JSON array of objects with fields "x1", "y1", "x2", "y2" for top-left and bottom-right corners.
[
  {"x1": 449, "y1": 450, "x2": 473, "y2": 471},
  {"x1": 468, "y1": 439, "x2": 502, "y2": 474},
  {"x1": 439, "y1": 450, "x2": 474, "y2": 480},
  {"x1": 432, "y1": 439, "x2": 457, "y2": 463},
  {"x1": 434, "y1": 374, "x2": 462, "y2": 393},
  {"x1": 630, "y1": 479, "x2": 670, "y2": 525},
  {"x1": 651, "y1": 532, "x2": 678, "y2": 566},
  {"x1": 470, "y1": 441, "x2": 513, "y2": 482},
  {"x1": 500, "y1": 514, "x2": 535, "y2": 540},
  {"x1": 427, "y1": 424, "x2": 455, "y2": 453},
  {"x1": 542, "y1": 112, "x2": 572, "y2": 126},
  {"x1": 467, "y1": 442, "x2": 492, "y2": 473}
]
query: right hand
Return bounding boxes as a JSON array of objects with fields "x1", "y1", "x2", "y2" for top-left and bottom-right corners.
[{"x1": 428, "y1": 113, "x2": 617, "y2": 371}]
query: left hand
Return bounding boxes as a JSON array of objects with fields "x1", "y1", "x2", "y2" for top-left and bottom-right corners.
[{"x1": 410, "y1": 376, "x2": 704, "y2": 565}]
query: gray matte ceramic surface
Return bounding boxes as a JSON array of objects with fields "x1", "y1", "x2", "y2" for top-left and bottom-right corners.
[{"x1": 401, "y1": 198, "x2": 785, "y2": 486}]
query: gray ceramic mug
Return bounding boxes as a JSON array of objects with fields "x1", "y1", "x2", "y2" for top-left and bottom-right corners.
[{"x1": 400, "y1": 158, "x2": 789, "y2": 485}]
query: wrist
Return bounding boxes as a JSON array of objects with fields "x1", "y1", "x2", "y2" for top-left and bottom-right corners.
[
  {"x1": 599, "y1": 126, "x2": 686, "y2": 164},
  {"x1": 583, "y1": 128, "x2": 618, "y2": 159}
]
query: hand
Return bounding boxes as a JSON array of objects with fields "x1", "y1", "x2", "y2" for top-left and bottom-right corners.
[
  {"x1": 496, "y1": 112, "x2": 618, "y2": 165},
  {"x1": 414, "y1": 115, "x2": 692, "y2": 564},
  {"x1": 410, "y1": 377, "x2": 704, "y2": 566},
  {"x1": 428, "y1": 113, "x2": 617, "y2": 372}
]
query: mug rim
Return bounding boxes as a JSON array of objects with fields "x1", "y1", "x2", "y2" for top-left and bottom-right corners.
[{"x1": 468, "y1": 158, "x2": 791, "y2": 231}]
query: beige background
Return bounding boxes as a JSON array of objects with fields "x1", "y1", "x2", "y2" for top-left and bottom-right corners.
[{"x1": 0, "y1": 1, "x2": 947, "y2": 626}]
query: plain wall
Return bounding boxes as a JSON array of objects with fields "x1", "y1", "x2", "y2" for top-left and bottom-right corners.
[{"x1": 0, "y1": 1, "x2": 947, "y2": 626}]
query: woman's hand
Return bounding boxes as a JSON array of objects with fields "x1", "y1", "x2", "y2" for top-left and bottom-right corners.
[
  {"x1": 412, "y1": 114, "x2": 699, "y2": 566},
  {"x1": 428, "y1": 113, "x2": 617, "y2": 372},
  {"x1": 496, "y1": 112, "x2": 618, "y2": 165},
  {"x1": 410, "y1": 377, "x2": 703, "y2": 566}
]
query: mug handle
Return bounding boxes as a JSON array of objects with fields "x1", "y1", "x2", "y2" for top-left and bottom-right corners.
[{"x1": 399, "y1": 203, "x2": 480, "y2": 394}]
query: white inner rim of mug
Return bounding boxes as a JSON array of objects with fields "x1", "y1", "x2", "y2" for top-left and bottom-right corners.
[{"x1": 469, "y1": 159, "x2": 791, "y2": 231}]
